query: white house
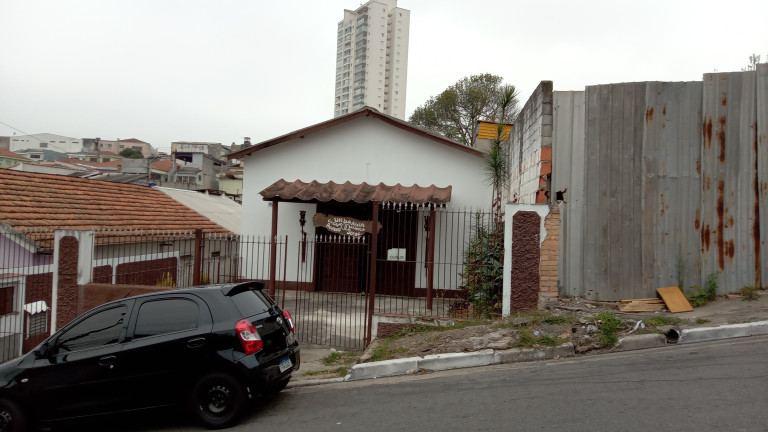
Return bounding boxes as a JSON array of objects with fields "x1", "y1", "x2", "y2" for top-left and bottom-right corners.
[
  {"x1": 229, "y1": 107, "x2": 493, "y2": 296},
  {"x1": 9, "y1": 133, "x2": 83, "y2": 154}
]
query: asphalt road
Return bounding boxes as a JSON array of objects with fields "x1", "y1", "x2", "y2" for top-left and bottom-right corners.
[{"x1": 57, "y1": 336, "x2": 768, "y2": 432}]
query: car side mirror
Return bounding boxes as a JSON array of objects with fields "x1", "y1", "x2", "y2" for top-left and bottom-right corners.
[
  {"x1": 34, "y1": 342, "x2": 49, "y2": 359},
  {"x1": 35, "y1": 341, "x2": 57, "y2": 359}
]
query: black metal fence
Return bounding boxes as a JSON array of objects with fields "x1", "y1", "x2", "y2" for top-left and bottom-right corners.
[{"x1": 1, "y1": 207, "x2": 496, "y2": 355}]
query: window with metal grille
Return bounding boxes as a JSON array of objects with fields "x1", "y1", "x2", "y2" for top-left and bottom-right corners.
[{"x1": 26, "y1": 312, "x2": 48, "y2": 337}]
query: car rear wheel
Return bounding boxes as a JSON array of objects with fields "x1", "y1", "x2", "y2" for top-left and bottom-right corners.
[
  {"x1": 0, "y1": 399, "x2": 26, "y2": 432},
  {"x1": 191, "y1": 373, "x2": 246, "y2": 429}
]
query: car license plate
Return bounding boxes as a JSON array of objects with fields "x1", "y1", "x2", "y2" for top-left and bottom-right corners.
[{"x1": 279, "y1": 358, "x2": 292, "y2": 373}]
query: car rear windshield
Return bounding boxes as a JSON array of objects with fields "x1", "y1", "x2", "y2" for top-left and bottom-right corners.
[{"x1": 231, "y1": 289, "x2": 274, "y2": 319}]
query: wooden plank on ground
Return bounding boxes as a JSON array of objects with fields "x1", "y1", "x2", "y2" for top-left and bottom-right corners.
[
  {"x1": 656, "y1": 286, "x2": 694, "y2": 313},
  {"x1": 619, "y1": 298, "x2": 663, "y2": 304},
  {"x1": 618, "y1": 302, "x2": 666, "y2": 313}
]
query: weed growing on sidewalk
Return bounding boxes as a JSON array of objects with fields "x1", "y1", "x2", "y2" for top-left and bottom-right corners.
[
  {"x1": 689, "y1": 272, "x2": 719, "y2": 307},
  {"x1": 739, "y1": 286, "x2": 759, "y2": 301},
  {"x1": 593, "y1": 312, "x2": 624, "y2": 347}
]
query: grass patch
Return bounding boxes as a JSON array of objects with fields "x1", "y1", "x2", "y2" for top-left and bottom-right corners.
[
  {"x1": 593, "y1": 312, "x2": 624, "y2": 348},
  {"x1": 511, "y1": 328, "x2": 567, "y2": 348},
  {"x1": 644, "y1": 317, "x2": 683, "y2": 327},
  {"x1": 367, "y1": 339, "x2": 408, "y2": 363},
  {"x1": 493, "y1": 311, "x2": 576, "y2": 329},
  {"x1": 695, "y1": 318, "x2": 711, "y2": 324},
  {"x1": 322, "y1": 351, "x2": 360, "y2": 367}
]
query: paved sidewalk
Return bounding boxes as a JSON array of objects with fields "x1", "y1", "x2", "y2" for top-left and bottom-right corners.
[{"x1": 288, "y1": 291, "x2": 768, "y2": 388}]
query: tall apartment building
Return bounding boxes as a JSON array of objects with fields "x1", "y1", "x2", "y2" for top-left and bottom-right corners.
[{"x1": 334, "y1": 0, "x2": 410, "y2": 119}]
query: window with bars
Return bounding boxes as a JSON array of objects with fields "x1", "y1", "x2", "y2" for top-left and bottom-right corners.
[{"x1": 26, "y1": 311, "x2": 48, "y2": 338}]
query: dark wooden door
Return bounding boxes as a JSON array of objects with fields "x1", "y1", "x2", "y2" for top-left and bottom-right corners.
[
  {"x1": 315, "y1": 203, "x2": 370, "y2": 293},
  {"x1": 376, "y1": 208, "x2": 418, "y2": 296}
]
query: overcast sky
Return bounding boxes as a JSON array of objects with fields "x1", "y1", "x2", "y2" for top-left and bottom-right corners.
[{"x1": 1, "y1": 0, "x2": 765, "y2": 153}]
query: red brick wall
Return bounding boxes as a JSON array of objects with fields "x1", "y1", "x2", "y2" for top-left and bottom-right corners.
[
  {"x1": 510, "y1": 211, "x2": 541, "y2": 311},
  {"x1": 539, "y1": 208, "x2": 560, "y2": 307},
  {"x1": 57, "y1": 236, "x2": 79, "y2": 329},
  {"x1": 115, "y1": 257, "x2": 177, "y2": 286}
]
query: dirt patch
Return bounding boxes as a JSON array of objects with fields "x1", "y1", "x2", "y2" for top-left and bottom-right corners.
[{"x1": 361, "y1": 292, "x2": 768, "y2": 363}]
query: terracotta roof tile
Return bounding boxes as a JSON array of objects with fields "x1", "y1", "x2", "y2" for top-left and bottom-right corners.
[
  {"x1": 152, "y1": 159, "x2": 176, "y2": 172},
  {"x1": 0, "y1": 169, "x2": 230, "y2": 237},
  {"x1": 0, "y1": 149, "x2": 31, "y2": 160},
  {"x1": 260, "y1": 179, "x2": 452, "y2": 205}
]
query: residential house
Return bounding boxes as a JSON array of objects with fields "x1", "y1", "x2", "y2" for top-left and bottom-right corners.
[
  {"x1": 0, "y1": 150, "x2": 31, "y2": 169},
  {"x1": 96, "y1": 138, "x2": 156, "y2": 157},
  {"x1": 0, "y1": 168, "x2": 231, "y2": 360},
  {"x1": 9, "y1": 133, "x2": 82, "y2": 154},
  {"x1": 168, "y1": 149, "x2": 224, "y2": 191},
  {"x1": 228, "y1": 106, "x2": 491, "y2": 296},
  {"x1": 13, "y1": 148, "x2": 67, "y2": 161}
]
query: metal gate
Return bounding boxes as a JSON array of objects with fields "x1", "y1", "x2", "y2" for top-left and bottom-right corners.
[{"x1": 272, "y1": 206, "x2": 496, "y2": 350}]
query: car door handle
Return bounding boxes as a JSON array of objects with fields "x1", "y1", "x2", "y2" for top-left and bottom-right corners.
[
  {"x1": 99, "y1": 355, "x2": 117, "y2": 368},
  {"x1": 187, "y1": 337, "x2": 206, "y2": 349}
]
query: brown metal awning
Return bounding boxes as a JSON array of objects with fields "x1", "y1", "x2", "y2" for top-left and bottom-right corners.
[{"x1": 259, "y1": 179, "x2": 452, "y2": 205}]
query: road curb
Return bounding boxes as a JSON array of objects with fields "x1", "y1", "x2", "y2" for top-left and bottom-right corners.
[
  {"x1": 287, "y1": 377, "x2": 346, "y2": 389},
  {"x1": 678, "y1": 320, "x2": 768, "y2": 344},
  {"x1": 495, "y1": 343, "x2": 575, "y2": 363},
  {"x1": 347, "y1": 357, "x2": 420, "y2": 381},
  {"x1": 314, "y1": 322, "x2": 768, "y2": 385},
  {"x1": 615, "y1": 333, "x2": 667, "y2": 351},
  {"x1": 419, "y1": 349, "x2": 496, "y2": 372}
]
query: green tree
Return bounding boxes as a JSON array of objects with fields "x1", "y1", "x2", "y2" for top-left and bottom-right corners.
[
  {"x1": 409, "y1": 73, "x2": 519, "y2": 146},
  {"x1": 120, "y1": 148, "x2": 144, "y2": 159},
  {"x1": 487, "y1": 85, "x2": 518, "y2": 230}
]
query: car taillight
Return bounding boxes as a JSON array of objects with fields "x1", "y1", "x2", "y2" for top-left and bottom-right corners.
[
  {"x1": 282, "y1": 309, "x2": 295, "y2": 333},
  {"x1": 235, "y1": 319, "x2": 263, "y2": 355}
]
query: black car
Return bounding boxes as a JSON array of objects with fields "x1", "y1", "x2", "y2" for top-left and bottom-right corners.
[{"x1": 0, "y1": 281, "x2": 300, "y2": 431}]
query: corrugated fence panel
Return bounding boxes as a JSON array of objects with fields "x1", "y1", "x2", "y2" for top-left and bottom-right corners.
[
  {"x1": 584, "y1": 83, "x2": 646, "y2": 300},
  {"x1": 641, "y1": 81, "x2": 703, "y2": 295},
  {"x1": 552, "y1": 91, "x2": 585, "y2": 297},
  {"x1": 758, "y1": 64, "x2": 768, "y2": 289},
  {"x1": 702, "y1": 71, "x2": 759, "y2": 292}
]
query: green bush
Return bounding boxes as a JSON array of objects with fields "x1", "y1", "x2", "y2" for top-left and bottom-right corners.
[{"x1": 460, "y1": 221, "x2": 504, "y2": 318}]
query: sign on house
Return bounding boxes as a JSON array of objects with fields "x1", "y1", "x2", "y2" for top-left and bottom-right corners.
[{"x1": 313, "y1": 214, "x2": 381, "y2": 237}]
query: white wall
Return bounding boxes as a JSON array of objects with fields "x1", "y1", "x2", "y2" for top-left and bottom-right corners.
[
  {"x1": 240, "y1": 116, "x2": 491, "y2": 282},
  {"x1": 10, "y1": 133, "x2": 83, "y2": 154}
]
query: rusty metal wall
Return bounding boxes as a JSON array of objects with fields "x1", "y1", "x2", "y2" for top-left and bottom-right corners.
[
  {"x1": 701, "y1": 71, "x2": 761, "y2": 292},
  {"x1": 641, "y1": 81, "x2": 703, "y2": 295},
  {"x1": 759, "y1": 64, "x2": 768, "y2": 289},
  {"x1": 553, "y1": 69, "x2": 766, "y2": 301}
]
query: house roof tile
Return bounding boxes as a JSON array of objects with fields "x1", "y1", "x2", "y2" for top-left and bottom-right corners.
[
  {"x1": 0, "y1": 149, "x2": 31, "y2": 160},
  {"x1": 0, "y1": 169, "x2": 230, "y2": 237},
  {"x1": 260, "y1": 179, "x2": 452, "y2": 206}
]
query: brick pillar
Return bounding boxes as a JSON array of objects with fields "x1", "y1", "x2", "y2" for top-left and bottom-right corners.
[
  {"x1": 539, "y1": 208, "x2": 560, "y2": 308},
  {"x1": 56, "y1": 236, "x2": 80, "y2": 329},
  {"x1": 510, "y1": 211, "x2": 541, "y2": 311}
]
